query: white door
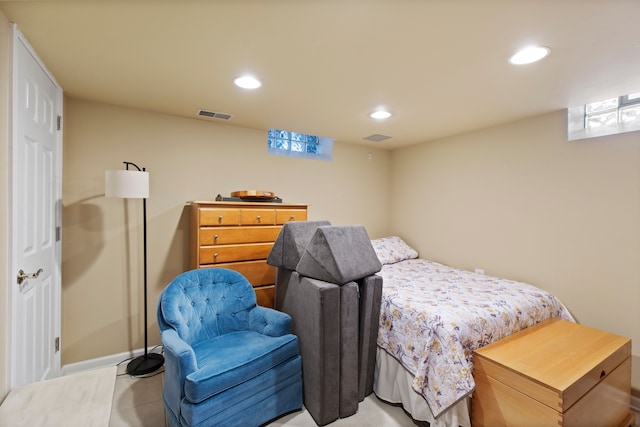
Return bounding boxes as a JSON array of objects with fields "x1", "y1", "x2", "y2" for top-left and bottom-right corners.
[{"x1": 10, "y1": 26, "x2": 63, "y2": 388}]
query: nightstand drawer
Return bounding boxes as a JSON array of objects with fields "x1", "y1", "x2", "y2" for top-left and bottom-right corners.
[
  {"x1": 199, "y1": 226, "x2": 281, "y2": 245},
  {"x1": 199, "y1": 243, "x2": 273, "y2": 264}
]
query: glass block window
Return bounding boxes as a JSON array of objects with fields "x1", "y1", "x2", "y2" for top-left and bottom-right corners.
[
  {"x1": 568, "y1": 92, "x2": 640, "y2": 140},
  {"x1": 268, "y1": 129, "x2": 333, "y2": 161}
]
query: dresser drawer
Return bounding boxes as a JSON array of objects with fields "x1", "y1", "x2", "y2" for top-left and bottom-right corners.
[
  {"x1": 199, "y1": 208, "x2": 240, "y2": 226},
  {"x1": 240, "y1": 209, "x2": 276, "y2": 225},
  {"x1": 254, "y1": 285, "x2": 275, "y2": 308},
  {"x1": 203, "y1": 260, "x2": 275, "y2": 287},
  {"x1": 199, "y1": 243, "x2": 273, "y2": 264},
  {"x1": 199, "y1": 226, "x2": 281, "y2": 245},
  {"x1": 276, "y1": 209, "x2": 307, "y2": 224},
  {"x1": 190, "y1": 201, "x2": 308, "y2": 308}
]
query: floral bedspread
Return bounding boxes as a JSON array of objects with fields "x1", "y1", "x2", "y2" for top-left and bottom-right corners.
[{"x1": 376, "y1": 258, "x2": 574, "y2": 418}]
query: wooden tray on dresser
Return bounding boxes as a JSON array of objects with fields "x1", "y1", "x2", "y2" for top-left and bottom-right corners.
[{"x1": 230, "y1": 190, "x2": 275, "y2": 199}]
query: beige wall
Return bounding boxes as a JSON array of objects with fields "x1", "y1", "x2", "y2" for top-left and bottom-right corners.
[
  {"x1": 4, "y1": 33, "x2": 638, "y2": 393},
  {"x1": 390, "y1": 110, "x2": 640, "y2": 358},
  {"x1": 0, "y1": 11, "x2": 10, "y2": 401},
  {"x1": 62, "y1": 98, "x2": 390, "y2": 364}
]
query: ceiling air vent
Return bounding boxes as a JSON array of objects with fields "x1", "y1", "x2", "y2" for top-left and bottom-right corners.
[
  {"x1": 196, "y1": 109, "x2": 233, "y2": 121},
  {"x1": 363, "y1": 134, "x2": 392, "y2": 142}
]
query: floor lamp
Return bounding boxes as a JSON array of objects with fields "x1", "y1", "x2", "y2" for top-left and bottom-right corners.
[{"x1": 105, "y1": 161, "x2": 164, "y2": 376}]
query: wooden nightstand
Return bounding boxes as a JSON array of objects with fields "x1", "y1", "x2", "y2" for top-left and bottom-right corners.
[{"x1": 472, "y1": 318, "x2": 634, "y2": 427}]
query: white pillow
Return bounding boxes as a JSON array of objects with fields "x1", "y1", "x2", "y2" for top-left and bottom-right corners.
[{"x1": 370, "y1": 236, "x2": 419, "y2": 265}]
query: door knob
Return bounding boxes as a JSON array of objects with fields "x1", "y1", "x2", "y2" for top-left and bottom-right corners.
[{"x1": 17, "y1": 268, "x2": 43, "y2": 285}]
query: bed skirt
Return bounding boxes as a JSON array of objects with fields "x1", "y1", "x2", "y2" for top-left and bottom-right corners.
[{"x1": 374, "y1": 348, "x2": 471, "y2": 427}]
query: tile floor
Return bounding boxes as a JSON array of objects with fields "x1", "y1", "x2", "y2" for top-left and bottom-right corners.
[
  {"x1": 6, "y1": 363, "x2": 635, "y2": 426},
  {"x1": 108, "y1": 363, "x2": 426, "y2": 427},
  {"x1": 109, "y1": 363, "x2": 166, "y2": 427}
]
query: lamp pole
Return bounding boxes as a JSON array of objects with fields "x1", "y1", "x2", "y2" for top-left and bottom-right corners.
[{"x1": 118, "y1": 162, "x2": 164, "y2": 376}]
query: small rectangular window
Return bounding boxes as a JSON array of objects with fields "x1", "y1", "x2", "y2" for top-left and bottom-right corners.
[
  {"x1": 585, "y1": 97, "x2": 618, "y2": 114},
  {"x1": 568, "y1": 91, "x2": 640, "y2": 140},
  {"x1": 267, "y1": 129, "x2": 333, "y2": 161},
  {"x1": 585, "y1": 111, "x2": 617, "y2": 129},
  {"x1": 620, "y1": 104, "x2": 640, "y2": 123}
]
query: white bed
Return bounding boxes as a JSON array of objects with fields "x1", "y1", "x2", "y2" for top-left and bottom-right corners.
[{"x1": 369, "y1": 237, "x2": 574, "y2": 427}]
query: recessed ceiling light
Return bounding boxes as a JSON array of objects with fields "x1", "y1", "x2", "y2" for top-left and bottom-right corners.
[
  {"x1": 509, "y1": 46, "x2": 550, "y2": 65},
  {"x1": 234, "y1": 75, "x2": 262, "y2": 89},
  {"x1": 370, "y1": 110, "x2": 391, "y2": 119}
]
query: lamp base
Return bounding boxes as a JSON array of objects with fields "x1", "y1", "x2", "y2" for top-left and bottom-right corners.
[{"x1": 126, "y1": 353, "x2": 164, "y2": 376}]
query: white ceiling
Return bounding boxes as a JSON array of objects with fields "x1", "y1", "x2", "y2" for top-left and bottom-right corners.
[{"x1": 2, "y1": 0, "x2": 639, "y2": 149}]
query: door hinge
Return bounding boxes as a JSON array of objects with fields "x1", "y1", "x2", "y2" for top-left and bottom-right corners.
[
  {"x1": 57, "y1": 115, "x2": 61, "y2": 131},
  {"x1": 55, "y1": 337, "x2": 60, "y2": 353}
]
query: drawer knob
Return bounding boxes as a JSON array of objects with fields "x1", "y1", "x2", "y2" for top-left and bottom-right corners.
[
  {"x1": 600, "y1": 370, "x2": 606, "y2": 379},
  {"x1": 257, "y1": 215, "x2": 261, "y2": 223},
  {"x1": 289, "y1": 215, "x2": 295, "y2": 220},
  {"x1": 218, "y1": 215, "x2": 223, "y2": 223},
  {"x1": 214, "y1": 234, "x2": 218, "y2": 243},
  {"x1": 213, "y1": 253, "x2": 218, "y2": 259}
]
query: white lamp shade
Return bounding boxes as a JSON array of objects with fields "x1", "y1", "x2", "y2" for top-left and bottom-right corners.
[{"x1": 105, "y1": 169, "x2": 149, "y2": 199}]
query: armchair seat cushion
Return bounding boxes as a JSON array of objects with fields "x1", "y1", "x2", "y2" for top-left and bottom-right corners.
[{"x1": 185, "y1": 331, "x2": 299, "y2": 403}]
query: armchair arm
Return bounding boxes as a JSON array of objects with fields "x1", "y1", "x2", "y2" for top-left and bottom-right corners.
[
  {"x1": 248, "y1": 306, "x2": 292, "y2": 337},
  {"x1": 161, "y1": 329, "x2": 198, "y2": 417},
  {"x1": 162, "y1": 329, "x2": 197, "y2": 373}
]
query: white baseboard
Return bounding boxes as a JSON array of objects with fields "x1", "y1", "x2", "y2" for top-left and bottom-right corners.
[{"x1": 61, "y1": 347, "x2": 163, "y2": 376}]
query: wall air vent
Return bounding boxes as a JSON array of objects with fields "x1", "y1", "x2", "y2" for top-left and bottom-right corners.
[
  {"x1": 363, "y1": 134, "x2": 392, "y2": 142},
  {"x1": 196, "y1": 109, "x2": 233, "y2": 121}
]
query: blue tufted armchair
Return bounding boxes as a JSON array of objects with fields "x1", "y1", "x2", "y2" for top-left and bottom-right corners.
[{"x1": 157, "y1": 268, "x2": 303, "y2": 427}]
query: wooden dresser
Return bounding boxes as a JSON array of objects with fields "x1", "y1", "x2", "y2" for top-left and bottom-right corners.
[
  {"x1": 472, "y1": 317, "x2": 634, "y2": 427},
  {"x1": 189, "y1": 201, "x2": 308, "y2": 308}
]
